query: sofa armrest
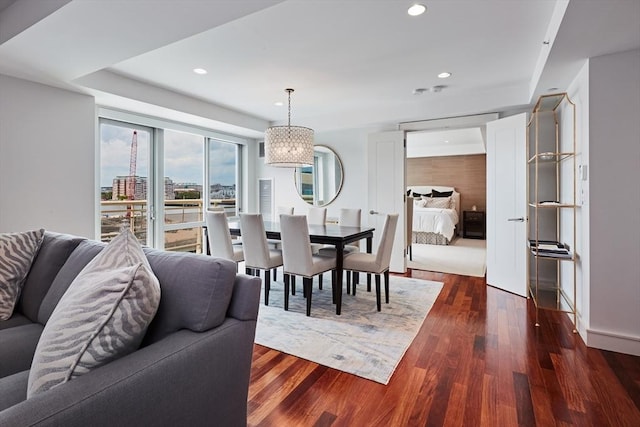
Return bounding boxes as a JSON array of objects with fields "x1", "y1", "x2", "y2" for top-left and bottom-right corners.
[
  {"x1": 227, "y1": 274, "x2": 261, "y2": 321},
  {"x1": 0, "y1": 318, "x2": 257, "y2": 427}
]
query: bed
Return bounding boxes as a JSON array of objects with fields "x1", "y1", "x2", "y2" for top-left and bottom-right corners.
[{"x1": 407, "y1": 185, "x2": 460, "y2": 245}]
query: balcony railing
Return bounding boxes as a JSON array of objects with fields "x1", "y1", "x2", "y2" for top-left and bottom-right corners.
[{"x1": 100, "y1": 199, "x2": 236, "y2": 253}]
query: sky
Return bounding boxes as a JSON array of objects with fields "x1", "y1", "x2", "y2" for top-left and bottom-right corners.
[{"x1": 100, "y1": 123, "x2": 237, "y2": 188}]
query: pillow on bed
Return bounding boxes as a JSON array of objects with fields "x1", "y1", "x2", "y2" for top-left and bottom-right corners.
[
  {"x1": 431, "y1": 189, "x2": 453, "y2": 198},
  {"x1": 415, "y1": 199, "x2": 427, "y2": 207},
  {"x1": 425, "y1": 197, "x2": 452, "y2": 209}
]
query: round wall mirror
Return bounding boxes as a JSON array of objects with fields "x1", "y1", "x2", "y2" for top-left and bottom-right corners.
[{"x1": 294, "y1": 145, "x2": 344, "y2": 206}]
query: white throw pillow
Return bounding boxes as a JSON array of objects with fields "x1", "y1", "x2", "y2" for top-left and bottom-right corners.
[
  {"x1": 425, "y1": 197, "x2": 451, "y2": 209},
  {"x1": 27, "y1": 228, "x2": 161, "y2": 397},
  {"x1": 0, "y1": 229, "x2": 45, "y2": 320}
]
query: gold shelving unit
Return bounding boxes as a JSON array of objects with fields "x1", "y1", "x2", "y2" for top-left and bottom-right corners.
[{"x1": 526, "y1": 92, "x2": 577, "y2": 332}]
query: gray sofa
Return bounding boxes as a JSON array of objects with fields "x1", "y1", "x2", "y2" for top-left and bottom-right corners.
[{"x1": 0, "y1": 231, "x2": 261, "y2": 426}]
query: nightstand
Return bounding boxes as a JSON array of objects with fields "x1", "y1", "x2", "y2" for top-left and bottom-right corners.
[{"x1": 463, "y1": 211, "x2": 485, "y2": 239}]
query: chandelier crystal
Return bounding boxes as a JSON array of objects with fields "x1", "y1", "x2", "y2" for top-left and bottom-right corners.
[{"x1": 264, "y1": 88, "x2": 314, "y2": 167}]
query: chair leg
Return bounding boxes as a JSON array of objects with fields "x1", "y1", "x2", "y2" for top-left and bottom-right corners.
[
  {"x1": 319, "y1": 273, "x2": 323, "y2": 290},
  {"x1": 284, "y1": 274, "x2": 290, "y2": 311},
  {"x1": 367, "y1": 273, "x2": 372, "y2": 292},
  {"x1": 409, "y1": 245, "x2": 413, "y2": 261},
  {"x1": 346, "y1": 271, "x2": 351, "y2": 295},
  {"x1": 352, "y1": 272, "x2": 357, "y2": 296},
  {"x1": 303, "y1": 277, "x2": 312, "y2": 316},
  {"x1": 291, "y1": 275, "x2": 296, "y2": 295},
  {"x1": 375, "y1": 274, "x2": 381, "y2": 311},
  {"x1": 331, "y1": 270, "x2": 337, "y2": 305},
  {"x1": 273, "y1": 268, "x2": 277, "y2": 281},
  {"x1": 384, "y1": 270, "x2": 390, "y2": 304},
  {"x1": 264, "y1": 269, "x2": 270, "y2": 306}
]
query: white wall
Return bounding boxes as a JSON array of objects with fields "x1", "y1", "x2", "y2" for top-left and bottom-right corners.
[
  {"x1": 566, "y1": 61, "x2": 590, "y2": 339},
  {"x1": 255, "y1": 127, "x2": 370, "y2": 224},
  {"x1": 587, "y1": 49, "x2": 640, "y2": 355},
  {"x1": 0, "y1": 74, "x2": 95, "y2": 237}
]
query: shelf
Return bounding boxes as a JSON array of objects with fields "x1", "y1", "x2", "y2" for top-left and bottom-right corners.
[
  {"x1": 528, "y1": 283, "x2": 576, "y2": 313},
  {"x1": 529, "y1": 249, "x2": 575, "y2": 260},
  {"x1": 528, "y1": 202, "x2": 577, "y2": 208},
  {"x1": 527, "y1": 92, "x2": 577, "y2": 330},
  {"x1": 527, "y1": 151, "x2": 575, "y2": 163}
]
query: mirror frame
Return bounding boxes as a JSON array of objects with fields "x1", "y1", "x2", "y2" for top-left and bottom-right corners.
[{"x1": 293, "y1": 145, "x2": 344, "y2": 207}]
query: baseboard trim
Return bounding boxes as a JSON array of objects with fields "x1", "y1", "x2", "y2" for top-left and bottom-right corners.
[{"x1": 586, "y1": 328, "x2": 640, "y2": 356}]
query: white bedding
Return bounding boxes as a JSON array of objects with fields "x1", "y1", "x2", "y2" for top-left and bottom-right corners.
[{"x1": 412, "y1": 206, "x2": 458, "y2": 241}]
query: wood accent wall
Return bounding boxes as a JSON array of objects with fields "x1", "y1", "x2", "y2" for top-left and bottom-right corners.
[{"x1": 407, "y1": 154, "x2": 486, "y2": 213}]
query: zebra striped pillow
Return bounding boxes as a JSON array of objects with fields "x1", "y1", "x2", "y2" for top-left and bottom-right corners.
[
  {"x1": 27, "y1": 228, "x2": 161, "y2": 397},
  {"x1": 0, "y1": 229, "x2": 45, "y2": 320}
]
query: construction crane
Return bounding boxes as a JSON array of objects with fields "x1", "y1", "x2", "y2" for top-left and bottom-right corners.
[{"x1": 127, "y1": 131, "x2": 138, "y2": 200}]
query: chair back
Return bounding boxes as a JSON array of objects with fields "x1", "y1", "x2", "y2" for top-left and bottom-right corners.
[
  {"x1": 307, "y1": 207, "x2": 327, "y2": 225},
  {"x1": 279, "y1": 214, "x2": 314, "y2": 276},
  {"x1": 239, "y1": 213, "x2": 271, "y2": 268},
  {"x1": 339, "y1": 208, "x2": 361, "y2": 227},
  {"x1": 375, "y1": 213, "x2": 400, "y2": 269},
  {"x1": 205, "y1": 211, "x2": 235, "y2": 259},
  {"x1": 276, "y1": 206, "x2": 294, "y2": 219},
  {"x1": 340, "y1": 208, "x2": 361, "y2": 248}
]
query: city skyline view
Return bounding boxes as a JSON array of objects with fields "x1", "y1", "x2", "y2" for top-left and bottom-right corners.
[{"x1": 100, "y1": 123, "x2": 238, "y2": 188}]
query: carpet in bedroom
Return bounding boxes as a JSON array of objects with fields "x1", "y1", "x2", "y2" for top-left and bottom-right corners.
[
  {"x1": 254, "y1": 275, "x2": 443, "y2": 385},
  {"x1": 407, "y1": 237, "x2": 487, "y2": 277}
]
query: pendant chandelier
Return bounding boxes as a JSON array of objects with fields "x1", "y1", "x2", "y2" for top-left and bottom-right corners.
[{"x1": 264, "y1": 88, "x2": 314, "y2": 167}]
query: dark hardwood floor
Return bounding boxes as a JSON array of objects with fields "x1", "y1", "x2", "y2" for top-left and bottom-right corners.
[{"x1": 247, "y1": 270, "x2": 640, "y2": 426}]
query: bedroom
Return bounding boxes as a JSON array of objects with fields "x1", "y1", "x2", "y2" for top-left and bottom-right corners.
[{"x1": 405, "y1": 125, "x2": 488, "y2": 277}]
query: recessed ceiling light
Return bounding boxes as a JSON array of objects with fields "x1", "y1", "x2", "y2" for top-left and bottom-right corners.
[
  {"x1": 193, "y1": 68, "x2": 207, "y2": 75},
  {"x1": 438, "y1": 72, "x2": 452, "y2": 79},
  {"x1": 274, "y1": 101, "x2": 284, "y2": 106},
  {"x1": 408, "y1": 4, "x2": 426, "y2": 16},
  {"x1": 444, "y1": 140, "x2": 450, "y2": 143}
]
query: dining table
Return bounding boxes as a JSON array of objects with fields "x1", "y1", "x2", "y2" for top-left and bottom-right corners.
[{"x1": 227, "y1": 220, "x2": 375, "y2": 315}]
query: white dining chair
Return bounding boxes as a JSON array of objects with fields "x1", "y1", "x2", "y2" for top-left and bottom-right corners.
[
  {"x1": 205, "y1": 211, "x2": 244, "y2": 268},
  {"x1": 239, "y1": 213, "x2": 283, "y2": 306},
  {"x1": 318, "y1": 208, "x2": 362, "y2": 292},
  {"x1": 279, "y1": 214, "x2": 336, "y2": 316},
  {"x1": 342, "y1": 213, "x2": 399, "y2": 311},
  {"x1": 307, "y1": 206, "x2": 327, "y2": 255},
  {"x1": 307, "y1": 206, "x2": 327, "y2": 225},
  {"x1": 268, "y1": 206, "x2": 295, "y2": 279}
]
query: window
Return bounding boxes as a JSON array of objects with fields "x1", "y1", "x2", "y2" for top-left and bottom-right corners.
[
  {"x1": 99, "y1": 120, "x2": 153, "y2": 245},
  {"x1": 98, "y1": 115, "x2": 244, "y2": 254}
]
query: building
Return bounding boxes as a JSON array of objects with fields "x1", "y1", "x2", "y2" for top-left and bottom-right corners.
[{"x1": 111, "y1": 175, "x2": 147, "y2": 200}]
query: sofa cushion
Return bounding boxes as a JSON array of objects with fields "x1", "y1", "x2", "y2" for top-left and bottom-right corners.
[
  {"x1": 18, "y1": 232, "x2": 85, "y2": 323},
  {"x1": 37, "y1": 239, "x2": 105, "y2": 325},
  {"x1": 0, "y1": 229, "x2": 45, "y2": 321},
  {"x1": 142, "y1": 249, "x2": 237, "y2": 345},
  {"x1": 0, "y1": 371, "x2": 28, "y2": 412},
  {"x1": 27, "y1": 229, "x2": 161, "y2": 397},
  {"x1": 0, "y1": 323, "x2": 44, "y2": 378},
  {"x1": 0, "y1": 313, "x2": 31, "y2": 331}
]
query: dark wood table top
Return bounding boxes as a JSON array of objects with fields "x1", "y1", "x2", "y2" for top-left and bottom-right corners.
[{"x1": 227, "y1": 220, "x2": 374, "y2": 246}]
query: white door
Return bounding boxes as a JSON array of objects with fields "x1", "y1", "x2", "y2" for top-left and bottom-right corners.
[
  {"x1": 368, "y1": 131, "x2": 405, "y2": 273},
  {"x1": 486, "y1": 113, "x2": 528, "y2": 297}
]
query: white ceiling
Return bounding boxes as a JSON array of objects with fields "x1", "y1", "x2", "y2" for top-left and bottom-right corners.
[{"x1": 0, "y1": 0, "x2": 638, "y2": 139}]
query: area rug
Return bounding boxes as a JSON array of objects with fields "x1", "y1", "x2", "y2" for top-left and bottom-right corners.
[
  {"x1": 407, "y1": 237, "x2": 487, "y2": 277},
  {"x1": 254, "y1": 275, "x2": 443, "y2": 385}
]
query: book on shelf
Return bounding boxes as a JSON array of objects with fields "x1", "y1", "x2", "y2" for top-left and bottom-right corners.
[{"x1": 528, "y1": 240, "x2": 572, "y2": 258}]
